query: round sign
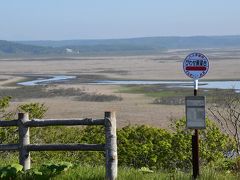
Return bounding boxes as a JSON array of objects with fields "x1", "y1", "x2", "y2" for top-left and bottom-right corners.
[{"x1": 183, "y1": 52, "x2": 209, "y2": 79}]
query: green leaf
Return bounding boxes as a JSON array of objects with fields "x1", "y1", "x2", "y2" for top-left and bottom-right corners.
[{"x1": 10, "y1": 163, "x2": 23, "y2": 172}]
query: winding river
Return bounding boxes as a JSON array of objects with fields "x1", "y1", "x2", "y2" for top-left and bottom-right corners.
[
  {"x1": 17, "y1": 75, "x2": 76, "y2": 86},
  {"x1": 17, "y1": 75, "x2": 240, "y2": 91},
  {"x1": 94, "y1": 80, "x2": 240, "y2": 91}
]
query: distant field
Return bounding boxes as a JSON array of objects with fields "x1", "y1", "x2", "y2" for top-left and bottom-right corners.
[{"x1": 0, "y1": 49, "x2": 240, "y2": 128}]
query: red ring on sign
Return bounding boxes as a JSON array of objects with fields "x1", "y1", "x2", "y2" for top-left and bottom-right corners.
[{"x1": 183, "y1": 52, "x2": 209, "y2": 79}]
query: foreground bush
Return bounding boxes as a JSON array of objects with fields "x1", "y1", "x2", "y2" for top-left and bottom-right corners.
[
  {"x1": 171, "y1": 118, "x2": 235, "y2": 170},
  {"x1": 0, "y1": 96, "x2": 237, "y2": 172},
  {"x1": 118, "y1": 125, "x2": 173, "y2": 169},
  {"x1": 117, "y1": 118, "x2": 234, "y2": 170},
  {"x1": 1, "y1": 122, "x2": 234, "y2": 171}
]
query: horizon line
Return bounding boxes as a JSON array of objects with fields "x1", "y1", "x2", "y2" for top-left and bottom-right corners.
[{"x1": 5, "y1": 34, "x2": 240, "y2": 42}]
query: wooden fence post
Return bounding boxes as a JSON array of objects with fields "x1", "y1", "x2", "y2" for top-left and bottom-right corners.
[
  {"x1": 18, "y1": 113, "x2": 31, "y2": 170},
  {"x1": 104, "y1": 111, "x2": 117, "y2": 180}
]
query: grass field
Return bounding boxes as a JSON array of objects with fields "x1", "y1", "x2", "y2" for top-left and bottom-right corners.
[
  {"x1": 52, "y1": 166, "x2": 240, "y2": 180},
  {"x1": 1, "y1": 163, "x2": 239, "y2": 180}
]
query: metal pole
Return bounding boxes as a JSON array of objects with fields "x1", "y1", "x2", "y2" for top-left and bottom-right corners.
[
  {"x1": 194, "y1": 79, "x2": 198, "y2": 96},
  {"x1": 192, "y1": 79, "x2": 199, "y2": 179}
]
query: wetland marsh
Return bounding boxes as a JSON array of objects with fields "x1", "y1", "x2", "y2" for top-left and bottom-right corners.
[{"x1": 1, "y1": 49, "x2": 240, "y2": 128}]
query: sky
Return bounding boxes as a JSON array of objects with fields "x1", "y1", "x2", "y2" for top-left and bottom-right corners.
[{"x1": 0, "y1": 0, "x2": 240, "y2": 41}]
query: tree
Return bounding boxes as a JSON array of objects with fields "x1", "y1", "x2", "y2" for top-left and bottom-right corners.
[{"x1": 208, "y1": 90, "x2": 240, "y2": 155}]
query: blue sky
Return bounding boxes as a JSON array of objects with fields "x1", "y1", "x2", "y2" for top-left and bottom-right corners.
[{"x1": 0, "y1": 0, "x2": 240, "y2": 40}]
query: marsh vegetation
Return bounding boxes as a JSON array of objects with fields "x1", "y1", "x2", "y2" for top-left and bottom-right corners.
[{"x1": 0, "y1": 86, "x2": 122, "y2": 102}]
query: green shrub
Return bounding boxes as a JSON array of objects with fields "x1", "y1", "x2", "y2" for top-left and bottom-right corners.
[
  {"x1": 0, "y1": 96, "x2": 14, "y2": 120},
  {"x1": 117, "y1": 125, "x2": 173, "y2": 169},
  {"x1": 0, "y1": 96, "x2": 11, "y2": 112},
  {"x1": 18, "y1": 102, "x2": 48, "y2": 119},
  {"x1": 0, "y1": 163, "x2": 23, "y2": 179},
  {"x1": 171, "y1": 118, "x2": 235, "y2": 170},
  {"x1": 117, "y1": 118, "x2": 235, "y2": 170}
]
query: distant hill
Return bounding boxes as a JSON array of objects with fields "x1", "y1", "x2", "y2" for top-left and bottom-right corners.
[
  {"x1": 19, "y1": 35, "x2": 240, "y2": 49},
  {"x1": 0, "y1": 40, "x2": 64, "y2": 57},
  {"x1": 1, "y1": 35, "x2": 240, "y2": 58}
]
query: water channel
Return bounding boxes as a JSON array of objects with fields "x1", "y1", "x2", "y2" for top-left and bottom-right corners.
[{"x1": 17, "y1": 75, "x2": 240, "y2": 91}]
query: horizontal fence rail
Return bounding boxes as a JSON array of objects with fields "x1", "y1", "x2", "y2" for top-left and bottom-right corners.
[
  {"x1": 0, "y1": 112, "x2": 117, "y2": 180},
  {"x1": 0, "y1": 118, "x2": 105, "y2": 127},
  {"x1": 0, "y1": 120, "x2": 18, "y2": 127},
  {"x1": 26, "y1": 144, "x2": 105, "y2": 151},
  {"x1": 25, "y1": 144, "x2": 105, "y2": 151},
  {"x1": 0, "y1": 144, "x2": 105, "y2": 151},
  {"x1": 0, "y1": 144, "x2": 19, "y2": 151},
  {"x1": 24, "y1": 118, "x2": 105, "y2": 127}
]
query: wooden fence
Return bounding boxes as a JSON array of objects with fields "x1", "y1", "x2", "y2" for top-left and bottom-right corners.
[{"x1": 0, "y1": 111, "x2": 117, "y2": 180}]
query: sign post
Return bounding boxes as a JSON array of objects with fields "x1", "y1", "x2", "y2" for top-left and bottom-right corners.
[
  {"x1": 186, "y1": 96, "x2": 206, "y2": 129},
  {"x1": 183, "y1": 52, "x2": 209, "y2": 179}
]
